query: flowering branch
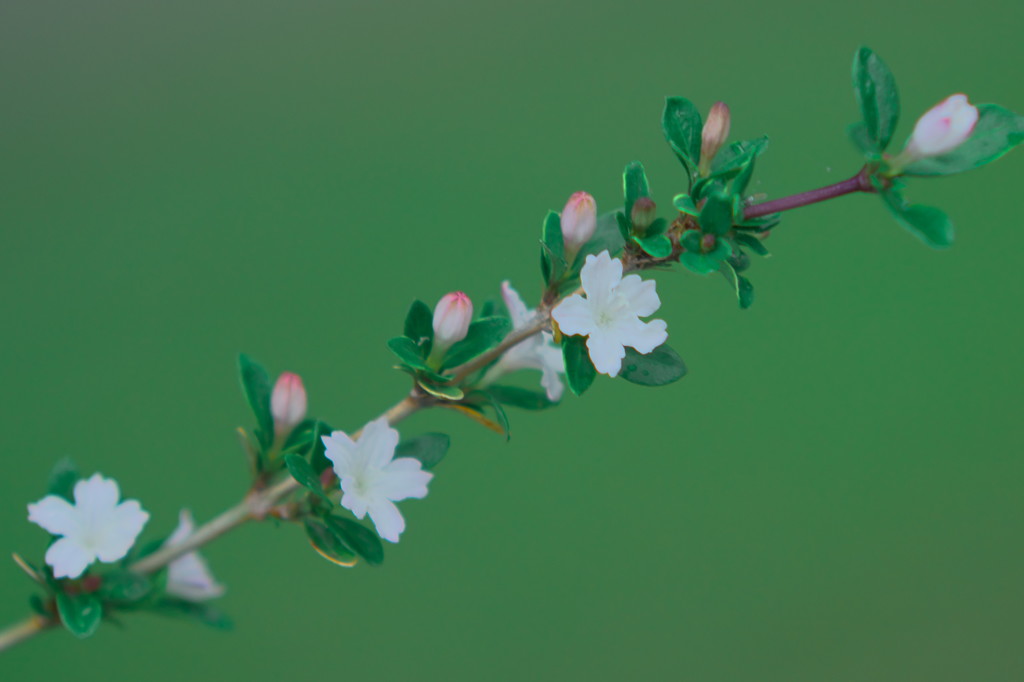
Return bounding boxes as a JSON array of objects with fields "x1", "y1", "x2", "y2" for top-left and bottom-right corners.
[{"x1": 4, "y1": 45, "x2": 1022, "y2": 654}]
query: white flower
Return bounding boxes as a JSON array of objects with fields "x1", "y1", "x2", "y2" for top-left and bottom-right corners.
[
  {"x1": 904, "y1": 94, "x2": 979, "y2": 159},
  {"x1": 322, "y1": 417, "x2": 433, "y2": 543},
  {"x1": 551, "y1": 250, "x2": 668, "y2": 377},
  {"x1": 479, "y1": 281, "x2": 565, "y2": 401},
  {"x1": 27, "y1": 474, "x2": 149, "y2": 579},
  {"x1": 164, "y1": 510, "x2": 225, "y2": 601}
]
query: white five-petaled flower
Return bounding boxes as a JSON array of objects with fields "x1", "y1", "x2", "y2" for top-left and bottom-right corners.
[
  {"x1": 479, "y1": 281, "x2": 565, "y2": 401},
  {"x1": 164, "y1": 510, "x2": 226, "y2": 601},
  {"x1": 551, "y1": 250, "x2": 668, "y2": 377},
  {"x1": 27, "y1": 474, "x2": 149, "y2": 579},
  {"x1": 322, "y1": 417, "x2": 433, "y2": 543}
]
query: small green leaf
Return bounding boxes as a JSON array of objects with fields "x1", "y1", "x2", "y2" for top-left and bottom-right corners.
[
  {"x1": 632, "y1": 233, "x2": 673, "y2": 258},
  {"x1": 733, "y1": 232, "x2": 770, "y2": 256},
  {"x1": 901, "y1": 103, "x2": 1024, "y2": 176},
  {"x1": 47, "y1": 457, "x2": 79, "y2": 502},
  {"x1": 710, "y1": 137, "x2": 769, "y2": 181},
  {"x1": 395, "y1": 433, "x2": 450, "y2": 469},
  {"x1": 100, "y1": 570, "x2": 153, "y2": 604},
  {"x1": 721, "y1": 262, "x2": 756, "y2": 309},
  {"x1": 541, "y1": 210, "x2": 566, "y2": 285},
  {"x1": 623, "y1": 161, "x2": 650, "y2": 227},
  {"x1": 416, "y1": 379, "x2": 464, "y2": 401},
  {"x1": 403, "y1": 300, "x2": 434, "y2": 353},
  {"x1": 284, "y1": 453, "x2": 332, "y2": 504},
  {"x1": 673, "y1": 194, "x2": 699, "y2": 216},
  {"x1": 387, "y1": 336, "x2": 429, "y2": 371},
  {"x1": 852, "y1": 46, "x2": 900, "y2": 152},
  {"x1": 699, "y1": 190, "x2": 734, "y2": 236},
  {"x1": 480, "y1": 392, "x2": 511, "y2": 441},
  {"x1": 304, "y1": 519, "x2": 357, "y2": 566},
  {"x1": 663, "y1": 96, "x2": 703, "y2": 182},
  {"x1": 325, "y1": 517, "x2": 384, "y2": 566},
  {"x1": 879, "y1": 188, "x2": 953, "y2": 248},
  {"x1": 619, "y1": 344, "x2": 687, "y2": 386},
  {"x1": 848, "y1": 122, "x2": 882, "y2": 159},
  {"x1": 56, "y1": 592, "x2": 102, "y2": 639},
  {"x1": 29, "y1": 594, "x2": 49, "y2": 617},
  {"x1": 238, "y1": 354, "x2": 274, "y2": 451},
  {"x1": 615, "y1": 211, "x2": 631, "y2": 241},
  {"x1": 680, "y1": 237, "x2": 733, "y2": 276},
  {"x1": 575, "y1": 210, "x2": 626, "y2": 265},
  {"x1": 153, "y1": 597, "x2": 233, "y2": 630},
  {"x1": 562, "y1": 335, "x2": 596, "y2": 396},
  {"x1": 485, "y1": 385, "x2": 557, "y2": 410},
  {"x1": 442, "y1": 317, "x2": 512, "y2": 369}
]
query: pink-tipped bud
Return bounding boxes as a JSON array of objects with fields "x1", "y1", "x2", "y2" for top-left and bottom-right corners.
[
  {"x1": 700, "y1": 233, "x2": 717, "y2": 253},
  {"x1": 699, "y1": 102, "x2": 731, "y2": 173},
  {"x1": 904, "y1": 94, "x2": 978, "y2": 159},
  {"x1": 561, "y1": 191, "x2": 597, "y2": 257},
  {"x1": 432, "y1": 291, "x2": 473, "y2": 354},
  {"x1": 630, "y1": 197, "x2": 657, "y2": 234},
  {"x1": 272, "y1": 372, "x2": 307, "y2": 435}
]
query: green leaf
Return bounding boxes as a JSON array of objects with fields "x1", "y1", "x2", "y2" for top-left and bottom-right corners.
[
  {"x1": 485, "y1": 385, "x2": 557, "y2": 410},
  {"x1": 387, "y1": 336, "x2": 429, "y2": 371},
  {"x1": 680, "y1": 237, "x2": 733, "y2": 275},
  {"x1": 153, "y1": 597, "x2": 233, "y2": 630},
  {"x1": 395, "y1": 433, "x2": 450, "y2": 469},
  {"x1": 575, "y1": 210, "x2": 626, "y2": 265},
  {"x1": 480, "y1": 392, "x2": 511, "y2": 441},
  {"x1": 442, "y1": 317, "x2": 512, "y2": 369},
  {"x1": 615, "y1": 211, "x2": 631, "y2": 240},
  {"x1": 541, "y1": 210, "x2": 566, "y2": 285},
  {"x1": 416, "y1": 378, "x2": 464, "y2": 401},
  {"x1": 56, "y1": 592, "x2": 102, "y2": 639},
  {"x1": 710, "y1": 137, "x2": 769, "y2": 181},
  {"x1": 562, "y1": 335, "x2": 596, "y2": 396},
  {"x1": 852, "y1": 46, "x2": 899, "y2": 152},
  {"x1": 100, "y1": 570, "x2": 153, "y2": 604},
  {"x1": 480, "y1": 298, "x2": 509, "y2": 320},
  {"x1": 304, "y1": 519, "x2": 357, "y2": 566},
  {"x1": 238, "y1": 354, "x2": 274, "y2": 451},
  {"x1": 733, "y1": 232, "x2": 770, "y2": 257},
  {"x1": 403, "y1": 300, "x2": 434, "y2": 353},
  {"x1": 29, "y1": 594, "x2": 49, "y2": 617},
  {"x1": 623, "y1": 161, "x2": 650, "y2": 227},
  {"x1": 325, "y1": 517, "x2": 384, "y2": 566},
  {"x1": 720, "y1": 261, "x2": 756, "y2": 309},
  {"x1": 284, "y1": 453, "x2": 332, "y2": 504},
  {"x1": 662, "y1": 96, "x2": 703, "y2": 182},
  {"x1": 632, "y1": 233, "x2": 673, "y2": 258},
  {"x1": 699, "y1": 190, "x2": 734, "y2": 236},
  {"x1": 619, "y1": 344, "x2": 687, "y2": 386},
  {"x1": 879, "y1": 188, "x2": 953, "y2": 248},
  {"x1": 848, "y1": 122, "x2": 883, "y2": 160},
  {"x1": 673, "y1": 194, "x2": 699, "y2": 216},
  {"x1": 901, "y1": 104, "x2": 1024, "y2": 176},
  {"x1": 47, "y1": 457, "x2": 79, "y2": 502}
]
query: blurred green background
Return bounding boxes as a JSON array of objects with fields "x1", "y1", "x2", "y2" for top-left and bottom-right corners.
[{"x1": 2, "y1": 1, "x2": 1022, "y2": 679}]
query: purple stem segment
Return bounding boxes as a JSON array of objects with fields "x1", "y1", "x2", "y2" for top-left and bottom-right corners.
[{"x1": 742, "y1": 167, "x2": 874, "y2": 220}]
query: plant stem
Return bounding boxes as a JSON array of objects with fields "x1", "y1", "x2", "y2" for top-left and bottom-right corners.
[
  {"x1": 742, "y1": 167, "x2": 873, "y2": 220},
  {"x1": 0, "y1": 616, "x2": 52, "y2": 652}
]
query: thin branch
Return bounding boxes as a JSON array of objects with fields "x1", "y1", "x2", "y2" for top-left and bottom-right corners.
[{"x1": 742, "y1": 167, "x2": 873, "y2": 220}]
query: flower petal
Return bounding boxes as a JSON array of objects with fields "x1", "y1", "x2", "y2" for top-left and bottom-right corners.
[
  {"x1": 94, "y1": 500, "x2": 149, "y2": 562},
  {"x1": 367, "y1": 498, "x2": 406, "y2": 543},
  {"x1": 538, "y1": 343, "x2": 565, "y2": 401},
  {"x1": 377, "y1": 457, "x2": 433, "y2": 501},
  {"x1": 616, "y1": 274, "x2": 662, "y2": 318},
  {"x1": 27, "y1": 495, "x2": 79, "y2": 537},
  {"x1": 73, "y1": 474, "x2": 121, "y2": 517},
  {"x1": 339, "y1": 477, "x2": 370, "y2": 519},
  {"x1": 501, "y1": 281, "x2": 532, "y2": 328},
  {"x1": 551, "y1": 295, "x2": 595, "y2": 336},
  {"x1": 45, "y1": 537, "x2": 94, "y2": 579},
  {"x1": 358, "y1": 417, "x2": 401, "y2": 469},
  {"x1": 586, "y1": 331, "x2": 626, "y2": 377},
  {"x1": 579, "y1": 251, "x2": 622, "y2": 308},
  {"x1": 167, "y1": 552, "x2": 226, "y2": 601},
  {"x1": 618, "y1": 317, "x2": 668, "y2": 355},
  {"x1": 323, "y1": 431, "x2": 359, "y2": 478}
]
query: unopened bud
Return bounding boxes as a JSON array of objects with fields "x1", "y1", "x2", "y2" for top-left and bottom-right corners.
[
  {"x1": 630, "y1": 197, "x2": 657, "y2": 234},
  {"x1": 431, "y1": 291, "x2": 473, "y2": 355},
  {"x1": 561, "y1": 191, "x2": 597, "y2": 258},
  {"x1": 700, "y1": 233, "x2": 717, "y2": 253},
  {"x1": 699, "y1": 102, "x2": 731, "y2": 174},
  {"x1": 271, "y1": 372, "x2": 307, "y2": 435},
  {"x1": 903, "y1": 94, "x2": 978, "y2": 161}
]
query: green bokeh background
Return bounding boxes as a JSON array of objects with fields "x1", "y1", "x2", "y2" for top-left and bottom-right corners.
[{"x1": 2, "y1": 1, "x2": 1022, "y2": 679}]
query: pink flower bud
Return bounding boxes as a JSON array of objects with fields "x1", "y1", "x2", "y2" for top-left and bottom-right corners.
[
  {"x1": 700, "y1": 233, "x2": 717, "y2": 253},
  {"x1": 699, "y1": 102, "x2": 731, "y2": 173},
  {"x1": 561, "y1": 192, "x2": 597, "y2": 257},
  {"x1": 630, "y1": 197, "x2": 657, "y2": 234},
  {"x1": 271, "y1": 372, "x2": 307, "y2": 435},
  {"x1": 904, "y1": 94, "x2": 979, "y2": 159},
  {"x1": 432, "y1": 291, "x2": 473, "y2": 353}
]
